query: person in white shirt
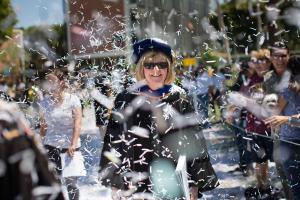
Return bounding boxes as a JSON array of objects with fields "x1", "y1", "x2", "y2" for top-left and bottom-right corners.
[{"x1": 39, "y1": 69, "x2": 86, "y2": 200}]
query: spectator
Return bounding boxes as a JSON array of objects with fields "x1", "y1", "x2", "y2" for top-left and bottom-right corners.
[
  {"x1": 264, "y1": 55, "x2": 300, "y2": 199},
  {"x1": 226, "y1": 49, "x2": 275, "y2": 198},
  {"x1": 39, "y1": 69, "x2": 86, "y2": 200},
  {"x1": 227, "y1": 61, "x2": 255, "y2": 176},
  {"x1": 246, "y1": 49, "x2": 274, "y2": 197},
  {"x1": 264, "y1": 44, "x2": 293, "y2": 199},
  {"x1": 195, "y1": 65, "x2": 214, "y2": 127}
]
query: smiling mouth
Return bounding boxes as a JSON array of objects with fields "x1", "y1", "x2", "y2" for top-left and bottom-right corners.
[
  {"x1": 151, "y1": 74, "x2": 162, "y2": 77},
  {"x1": 260, "y1": 70, "x2": 269, "y2": 73}
]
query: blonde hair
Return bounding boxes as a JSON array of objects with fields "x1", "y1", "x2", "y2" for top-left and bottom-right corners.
[
  {"x1": 251, "y1": 49, "x2": 270, "y2": 60},
  {"x1": 135, "y1": 51, "x2": 176, "y2": 84}
]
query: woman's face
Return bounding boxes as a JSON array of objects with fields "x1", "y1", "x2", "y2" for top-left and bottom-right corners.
[
  {"x1": 143, "y1": 53, "x2": 169, "y2": 90},
  {"x1": 43, "y1": 74, "x2": 62, "y2": 94},
  {"x1": 270, "y1": 49, "x2": 289, "y2": 76},
  {"x1": 252, "y1": 58, "x2": 271, "y2": 77}
]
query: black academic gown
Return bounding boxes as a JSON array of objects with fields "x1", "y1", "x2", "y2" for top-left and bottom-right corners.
[{"x1": 99, "y1": 85, "x2": 219, "y2": 198}]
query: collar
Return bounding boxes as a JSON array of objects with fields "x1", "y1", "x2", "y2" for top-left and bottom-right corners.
[{"x1": 138, "y1": 85, "x2": 172, "y2": 97}]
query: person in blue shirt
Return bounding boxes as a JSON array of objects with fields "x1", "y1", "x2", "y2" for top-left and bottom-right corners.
[{"x1": 265, "y1": 55, "x2": 300, "y2": 199}]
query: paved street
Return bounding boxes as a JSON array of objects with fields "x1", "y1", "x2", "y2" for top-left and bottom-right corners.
[
  {"x1": 74, "y1": 123, "x2": 283, "y2": 200},
  {"x1": 23, "y1": 105, "x2": 284, "y2": 199}
]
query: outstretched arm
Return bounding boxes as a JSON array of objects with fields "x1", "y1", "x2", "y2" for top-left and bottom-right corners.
[
  {"x1": 264, "y1": 115, "x2": 289, "y2": 127},
  {"x1": 227, "y1": 92, "x2": 282, "y2": 120},
  {"x1": 265, "y1": 114, "x2": 300, "y2": 127}
]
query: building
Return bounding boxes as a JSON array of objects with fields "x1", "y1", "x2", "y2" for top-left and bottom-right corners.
[
  {"x1": 65, "y1": 0, "x2": 211, "y2": 60},
  {"x1": 129, "y1": 0, "x2": 210, "y2": 55}
]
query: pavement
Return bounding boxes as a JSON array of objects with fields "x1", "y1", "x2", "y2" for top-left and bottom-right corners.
[
  {"x1": 202, "y1": 124, "x2": 284, "y2": 200},
  {"x1": 72, "y1": 123, "x2": 284, "y2": 200},
  {"x1": 22, "y1": 104, "x2": 285, "y2": 199}
]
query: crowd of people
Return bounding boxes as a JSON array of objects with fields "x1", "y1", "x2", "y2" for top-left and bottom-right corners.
[
  {"x1": 224, "y1": 45, "x2": 300, "y2": 199},
  {"x1": 0, "y1": 38, "x2": 300, "y2": 200}
]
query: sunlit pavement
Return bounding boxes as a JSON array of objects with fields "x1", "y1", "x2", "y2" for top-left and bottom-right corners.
[
  {"x1": 16, "y1": 84, "x2": 287, "y2": 198},
  {"x1": 201, "y1": 124, "x2": 255, "y2": 199},
  {"x1": 201, "y1": 124, "x2": 282, "y2": 200},
  {"x1": 17, "y1": 95, "x2": 285, "y2": 198},
  {"x1": 23, "y1": 104, "x2": 282, "y2": 199},
  {"x1": 73, "y1": 123, "x2": 283, "y2": 200}
]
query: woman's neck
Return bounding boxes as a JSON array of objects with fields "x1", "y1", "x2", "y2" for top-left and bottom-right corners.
[
  {"x1": 139, "y1": 84, "x2": 171, "y2": 98},
  {"x1": 147, "y1": 83, "x2": 164, "y2": 91}
]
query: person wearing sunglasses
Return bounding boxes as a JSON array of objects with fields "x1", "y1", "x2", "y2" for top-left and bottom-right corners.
[
  {"x1": 264, "y1": 55, "x2": 300, "y2": 199},
  {"x1": 264, "y1": 44, "x2": 290, "y2": 95},
  {"x1": 262, "y1": 44, "x2": 295, "y2": 199},
  {"x1": 99, "y1": 38, "x2": 218, "y2": 200},
  {"x1": 244, "y1": 49, "x2": 275, "y2": 198}
]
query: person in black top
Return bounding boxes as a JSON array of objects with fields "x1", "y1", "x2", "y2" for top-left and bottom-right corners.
[{"x1": 99, "y1": 38, "x2": 218, "y2": 200}]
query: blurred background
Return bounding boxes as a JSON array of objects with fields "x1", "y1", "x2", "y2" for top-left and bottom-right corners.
[
  {"x1": 1, "y1": 0, "x2": 300, "y2": 94},
  {"x1": 1, "y1": 0, "x2": 300, "y2": 199}
]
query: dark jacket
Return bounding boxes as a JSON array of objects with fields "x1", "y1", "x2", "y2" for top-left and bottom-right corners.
[
  {"x1": 99, "y1": 85, "x2": 218, "y2": 197},
  {"x1": 0, "y1": 107, "x2": 64, "y2": 200}
]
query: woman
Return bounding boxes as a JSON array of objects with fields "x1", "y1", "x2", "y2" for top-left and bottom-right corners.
[
  {"x1": 227, "y1": 49, "x2": 274, "y2": 198},
  {"x1": 99, "y1": 38, "x2": 218, "y2": 200},
  {"x1": 227, "y1": 61, "x2": 255, "y2": 176},
  {"x1": 245, "y1": 49, "x2": 274, "y2": 197},
  {"x1": 39, "y1": 69, "x2": 86, "y2": 200},
  {"x1": 264, "y1": 55, "x2": 300, "y2": 199}
]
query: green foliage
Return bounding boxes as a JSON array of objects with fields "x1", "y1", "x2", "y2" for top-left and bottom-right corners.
[
  {"x1": 209, "y1": 1, "x2": 259, "y2": 53},
  {"x1": 23, "y1": 24, "x2": 68, "y2": 71},
  {"x1": 24, "y1": 24, "x2": 67, "y2": 55},
  {"x1": 51, "y1": 24, "x2": 68, "y2": 57},
  {"x1": 0, "y1": 0, "x2": 17, "y2": 42},
  {"x1": 199, "y1": 50, "x2": 219, "y2": 69},
  {"x1": 272, "y1": 1, "x2": 300, "y2": 51}
]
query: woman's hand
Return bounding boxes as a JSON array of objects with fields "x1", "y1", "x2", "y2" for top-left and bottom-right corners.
[
  {"x1": 294, "y1": 114, "x2": 300, "y2": 119},
  {"x1": 264, "y1": 115, "x2": 289, "y2": 127},
  {"x1": 190, "y1": 186, "x2": 198, "y2": 200},
  {"x1": 68, "y1": 144, "x2": 77, "y2": 157}
]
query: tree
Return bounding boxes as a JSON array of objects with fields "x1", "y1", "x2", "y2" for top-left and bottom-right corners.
[
  {"x1": 209, "y1": 0, "x2": 299, "y2": 55},
  {"x1": 215, "y1": 0, "x2": 232, "y2": 64},
  {"x1": 0, "y1": 0, "x2": 17, "y2": 43},
  {"x1": 23, "y1": 23, "x2": 68, "y2": 75},
  {"x1": 209, "y1": 1, "x2": 259, "y2": 54},
  {"x1": 0, "y1": 0, "x2": 19, "y2": 84}
]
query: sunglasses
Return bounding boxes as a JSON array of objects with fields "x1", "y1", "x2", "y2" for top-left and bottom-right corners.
[
  {"x1": 251, "y1": 59, "x2": 269, "y2": 64},
  {"x1": 143, "y1": 62, "x2": 169, "y2": 69},
  {"x1": 271, "y1": 54, "x2": 288, "y2": 59}
]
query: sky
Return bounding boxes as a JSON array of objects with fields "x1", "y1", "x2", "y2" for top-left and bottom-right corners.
[{"x1": 12, "y1": 0, "x2": 64, "y2": 28}]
